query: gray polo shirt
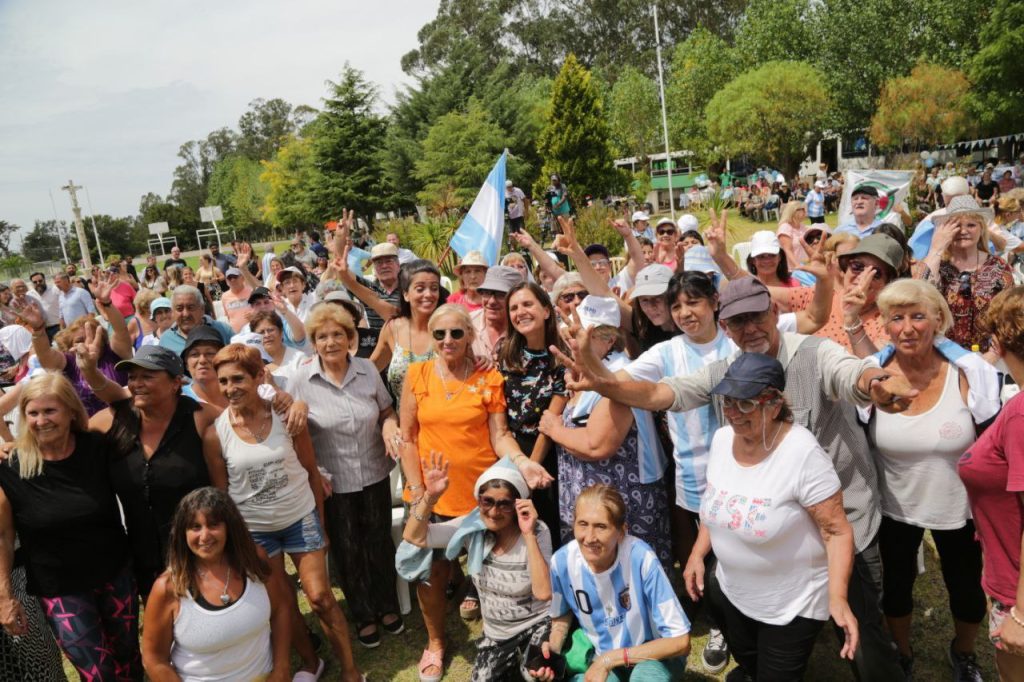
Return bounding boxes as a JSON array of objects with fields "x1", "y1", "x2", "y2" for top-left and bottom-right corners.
[
  {"x1": 660, "y1": 333, "x2": 883, "y2": 553},
  {"x1": 289, "y1": 354, "x2": 394, "y2": 493}
]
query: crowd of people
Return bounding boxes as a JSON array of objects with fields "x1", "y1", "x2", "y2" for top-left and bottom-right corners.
[{"x1": 1, "y1": 163, "x2": 1024, "y2": 682}]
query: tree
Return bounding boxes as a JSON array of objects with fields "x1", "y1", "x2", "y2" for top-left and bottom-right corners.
[
  {"x1": 237, "y1": 98, "x2": 296, "y2": 161},
  {"x1": 734, "y1": 0, "x2": 815, "y2": 67},
  {"x1": 308, "y1": 65, "x2": 389, "y2": 221},
  {"x1": 413, "y1": 99, "x2": 507, "y2": 210},
  {"x1": 706, "y1": 61, "x2": 831, "y2": 177},
  {"x1": 22, "y1": 220, "x2": 67, "y2": 263},
  {"x1": 261, "y1": 135, "x2": 320, "y2": 228},
  {"x1": 666, "y1": 28, "x2": 739, "y2": 161},
  {"x1": 538, "y1": 54, "x2": 622, "y2": 199},
  {"x1": 607, "y1": 67, "x2": 661, "y2": 163},
  {"x1": 0, "y1": 220, "x2": 19, "y2": 257},
  {"x1": 168, "y1": 127, "x2": 238, "y2": 235},
  {"x1": 869, "y1": 63, "x2": 973, "y2": 148},
  {"x1": 207, "y1": 155, "x2": 269, "y2": 229},
  {"x1": 968, "y1": 0, "x2": 1024, "y2": 134}
]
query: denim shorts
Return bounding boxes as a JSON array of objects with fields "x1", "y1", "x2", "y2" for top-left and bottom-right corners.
[{"x1": 250, "y1": 509, "x2": 326, "y2": 558}]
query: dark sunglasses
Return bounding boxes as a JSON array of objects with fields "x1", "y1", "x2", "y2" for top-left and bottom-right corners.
[
  {"x1": 846, "y1": 260, "x2": 887, "y2": 282},
  {"x1": 30, "y1": 278, "x2": 44, "y2": 284},
  {"x1": 805, "y1": 231, "x2": 824, "y2": 245},
  {"x1": 432, "y1": 328, "x2": 466, "y2": 341},
  {"x1": 958, "y1": 271, "x2": 972, "y2": 298},
  {"x1": 479, "y1": 289, "x2": 507, "y2": 300},
  {"x1": 479, "y1": 496, "x2": 515, "y2": 513},
  {"x1": 559, "y1": 290, "x2": 588, "y2": 304},
  {"x1": 656, "y1": 227, "x2": 676, "y2": 236}
]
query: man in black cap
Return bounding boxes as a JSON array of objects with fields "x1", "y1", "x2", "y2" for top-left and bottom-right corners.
[
  {"x1": 556, "y1": 275, "x2": 917, "y2": 681},
  {"x1": 835, "y1": 184, "x2": 883, "y2": 238}
]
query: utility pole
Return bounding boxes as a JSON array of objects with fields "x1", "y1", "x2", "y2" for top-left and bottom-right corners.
[
  {"x1": 61, "y1": 180, "x2": 93, "y2": 270},
  {"x1": 653, "y1": 3, "x2": 676, "y2": 220},
  {"x1": 83, "y1": 186, "x2": 105, "y2": 265}
]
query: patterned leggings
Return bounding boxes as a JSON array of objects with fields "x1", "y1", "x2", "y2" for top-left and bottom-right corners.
[
  {"x1": 38, "y1": 565, "x2": 142, "y2": 682},
  {"x1": 0, "y1": 566, "x2": 64, "y2": 682},
  {"x1": 471, "y1": 617, "x2": 551, "y2": 682}
]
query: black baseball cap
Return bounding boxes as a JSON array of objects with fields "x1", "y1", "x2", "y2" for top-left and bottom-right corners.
[
  {"x1": 851, "y1": 184, "x2": 879, "y2": 198},
  {"x1": 180, "y1": 325, "x2": 225, "y2": 363},
  {"x1": 711, "y1": 352, "x2": 786, "y2": 399},
  {"x1": 116, "y1": 345, "x2": 185, "y2": 377},
  {"x1": 248, "y1": 286, "x2": 272, "y2": 304}
]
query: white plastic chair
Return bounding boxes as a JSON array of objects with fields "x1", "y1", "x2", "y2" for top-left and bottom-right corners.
[
  {"x1": 732, "y1": 241, "x2": 752, "y2": 266},
  {"x1": 761, "y1": 194, "x2": 781, "y2": 223},
  {"x1": 389, "y1": 467, "x2": 412, "y2": 615}
]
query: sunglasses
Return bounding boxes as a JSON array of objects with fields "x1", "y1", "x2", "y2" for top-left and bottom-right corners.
[
  {"x1": 30, "y1": 279, "x2": 44, "y2": 285},
  {"x1": 845, "y1": 260, "x2": 888, "y2": 282},
  {"x1": 432, "y1": 328, "x2": 466, "y2": 341},
  {"x1": 805, "y1": 231, "x2": 824, "y2": 245},
  {"x1": 559, "y1": 290, "x2": 588, "y2": 304},
  {"x1": 723, "y1": 394, "x2": 776, "y2": 414},
  {"x1": 590, "y1": 258, "x2": 611, "y2": 267},
  {"x1": 958, "y1": 271, "x2": 972, "y2": 298},
  {"x1": 479, "y1": 290, "x2": 506, "y2": 300},
  {"x1": 478, "y1": 496, "x2": 515, "y2": 514},
  {"x1": 656, "y1": 228, "x2": 676, "y2": 236}
]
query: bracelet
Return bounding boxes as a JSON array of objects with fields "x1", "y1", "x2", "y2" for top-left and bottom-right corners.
[
  {"x1": 411, "y1": 507, "x2": 429, "y2": 522},
  {"x1": 405, "y1": 484, "x2": 423, "y2": 492},
  {"x1": 1010, "y1": 606, "x2": 1024, "y2": 629},
  {"x1": 510, "y1": 453, "x2": 529, "y2": 465},
  {"x1": 843, "y1": 319, "x2": 864, "y2": 333},
  {"x1": 98, "y1": 299, "x2": 111, "y2": 306},
  {"x1": 623, "y1": 648, "x2": 630, "y2": 667}
]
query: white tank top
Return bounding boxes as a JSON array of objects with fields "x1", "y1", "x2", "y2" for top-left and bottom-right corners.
[
  {"x1": 870, "y1": 363, "x2": 975, "y2": 529},
  {"x1": 215, "y1": 408, "x2": 315, "y2": 532},
  {"x1": 171, "y1": 578, "x2": 273, "y2": 682}
]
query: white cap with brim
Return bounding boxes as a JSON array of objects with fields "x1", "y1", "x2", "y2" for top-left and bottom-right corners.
[
  {"x1": 473, "y1": 457, "x2": 529, "y2": 500},
  {"x1": 577, "y1": 295, "x2": 621, "y2": 329},
  {"x1": 631, "y1": 210, "x2": 650, "y2": 223},
  {"x1": 230, "y1": 331, "x2": 274, "y2": 363},
  {"x1": 276, "y1": 266, "x2": 306, "y2": 283},
  {"x1": 749, "y1": 230, "x2": 781, "y2": 257},
  {"x1": 629, "y1": 264, "x2": 674, "y2": 300},
  {"x1": 682, "y1": 246, "x2": 723, "y2": 278}
]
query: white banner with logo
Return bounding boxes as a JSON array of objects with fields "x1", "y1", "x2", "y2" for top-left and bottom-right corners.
[{"x1": 837, "y1": 169, "x2": 914, "y2": 224}]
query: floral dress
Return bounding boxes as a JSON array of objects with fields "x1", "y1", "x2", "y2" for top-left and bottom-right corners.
[
  {"x1": 929, "y1": 255, "x2": 1013, "y2": 350},
  {"x1": 555, "y1": 352, "x2": 672, "y2": 571}
]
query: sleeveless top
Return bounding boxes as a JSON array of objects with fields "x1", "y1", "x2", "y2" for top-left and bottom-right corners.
[
  {"x1": 386, "y1": 322, "x2": 434, "y2": 409},
  {"x1": 171, "y1": 578, "x2": 272, "y2": 682},
  {"x1": 214, "y1": 408, "x2": 315, "y2": 533},
  {"x1": 869, "y1": 363, "x2": 975, "y2": 529}
]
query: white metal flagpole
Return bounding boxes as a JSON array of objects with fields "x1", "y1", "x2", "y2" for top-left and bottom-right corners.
[{"x1": 653, "y1": 3, "x2": 675, "y2": 220}]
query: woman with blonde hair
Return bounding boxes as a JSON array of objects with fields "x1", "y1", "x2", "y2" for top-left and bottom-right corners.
[
  {"x1": 164, "y1": 263, "x2": 184, "y2": 292},
  {"x1": 776, "y1": 200, "x2": 813, "y2": 268},
  {"x1": 0, "y1": 374, "x2": 140, "y2": 680},
  {"x1": 196, "y1": 253, "x2": 225, "y2": 300},
  {"x1": 142, "y1": 487, "x2": 291, "y2": 682},
  {"x1": 854, "y1": 278, "x2": 996, "y2": 678},
  {"x1": 400, "y1": 303, "x2": 552, "y2": 681},
  {"x1": 918, "y1": 195, "x2": 1014, "y2": 350}
]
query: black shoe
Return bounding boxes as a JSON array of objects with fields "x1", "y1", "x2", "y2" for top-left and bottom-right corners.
[
  {"x1": 701, "y1": 628, "x2": 730, "y2": 673},
  {"x1": 357, "y1": 624, "x2": 381, "y2": 649},
  {"x1": 725, "y1": 667, "x2": 754, "y2": 682},
  {"x1": 948, "y1": 639, "x2": 982, "y2": 682},
  {"x1": 381, "y1": 614, "x2": 405, "y2": 635},
  {"x1": 897, "y1": 651, "x2": 914, "y2": 681}
]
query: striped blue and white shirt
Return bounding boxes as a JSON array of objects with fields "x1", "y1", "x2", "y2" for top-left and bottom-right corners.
[
  {"x1": 550, "y1": 536, "x2": 690, "y2": 655},
  {"x1": 626, "y1": 331, "x2": 737, "y2": 511},
  {"x1": 571, "y1": 351, "x2": 666, "y2": 484}
]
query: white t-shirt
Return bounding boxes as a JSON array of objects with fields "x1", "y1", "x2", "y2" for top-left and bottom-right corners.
[
  {"x1": 506, "y1": 187, "x2": 527, "y2": 219},
  {"x1": 426, "y1": 519, "x2": 552, "y2": 642},
  {"x1": 0, "y1": 325, "x2": 32, "y2": 372},
  {"x1": 626, "y1": 330, "x2": 737, "y2": 511},
  {"x1": 269, "y1": 346, "x2": 307, "y2": 393},
  {"x1": 702, "y1": 424, "x2": 840, "y2": 624}
]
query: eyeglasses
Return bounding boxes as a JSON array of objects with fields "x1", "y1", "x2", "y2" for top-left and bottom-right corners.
[
  {"x1": 479, "y1": 290, "x2": 506, "y2": 301},
  {"x1": 724, "y1": 310, "x2": 770, "y2": 330},
  {"x1": 958, "y1": 272, "x2": 972, "y2": 298},
  {"x1": 805, "y1": 232, "x2": 824, "y2": 245},
  {"x1": 590, "y1": 259, "x2": 610, "y2": 268},
  {"x1": 30, "y1": 279, "x2": 43, "y2": 285},
  {"x1": 559, "y1": 290, "x2": 588, "y2": 304},
  {"x1": 478, "y1": 496, "x2": 515, "y2": 514},
  {"x1": 845, "y1": 260, "x2": 887, "y2": 282},
  {"x1": 723, "y1": 394, "x2": 775, "y2": 413},
  {"x1": 656, "y1": 228, "x2": 676, "y2": 236},
  {"x1": 432, "y1": 328, "x2": 466, "y2": 341}
]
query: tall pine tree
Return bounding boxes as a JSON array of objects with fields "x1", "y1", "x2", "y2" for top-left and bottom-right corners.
[
  {"x1": 309, "y1": 65, "x2": 388, "y2": 221},
  {"x1": 538, "y1": 54, "x2": 622, "y2": 201}
]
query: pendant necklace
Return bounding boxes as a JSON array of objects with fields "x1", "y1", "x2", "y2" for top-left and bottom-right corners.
[
  {"x1": 200, "y1": 565, "x2": 232, "y2": 605},
  {"x1": 437, "y1": 359, "x2": 470, "y2": 401}
]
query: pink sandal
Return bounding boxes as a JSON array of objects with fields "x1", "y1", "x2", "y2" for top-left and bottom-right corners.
[{"x1": 418, "y1": 647, "x2": 445, "y2": 682}]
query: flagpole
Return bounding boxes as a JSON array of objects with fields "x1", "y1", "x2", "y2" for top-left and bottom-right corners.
[{"x1": 653, "y1": 3, "x2": 675, "y2": 220}]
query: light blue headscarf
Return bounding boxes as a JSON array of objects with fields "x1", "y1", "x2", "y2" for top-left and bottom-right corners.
[{"x1": 395, "y1": 457, "x2": 529, "y2": 583}]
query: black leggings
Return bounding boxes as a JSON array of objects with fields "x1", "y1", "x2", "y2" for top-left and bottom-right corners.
[
  {"x1": 706, "y1": 570, "x2": 825, "y2": 681},
  {"x1": 878, "y1": 516, "x2": 986, "y2": 623}
]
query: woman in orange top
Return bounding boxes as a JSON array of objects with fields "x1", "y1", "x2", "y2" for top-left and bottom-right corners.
[{"x1": 399, "y1": 303, "x2": 551, "y2": 682}]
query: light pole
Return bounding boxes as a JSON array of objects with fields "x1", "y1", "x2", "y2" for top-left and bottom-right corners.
[
  {"x1": 653, "y1": 3, "x2": 675, "y2": 219},
  {"x1": 60, "y1": 180, "x2": 93, "y2": 270}
]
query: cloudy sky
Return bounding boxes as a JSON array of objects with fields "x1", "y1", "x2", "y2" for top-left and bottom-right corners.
[{"x1": 0, "y1": 0, "x2": 439, "y2": 246}]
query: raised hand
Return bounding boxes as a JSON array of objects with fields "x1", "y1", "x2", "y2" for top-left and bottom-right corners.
[
  {"x1": 8, "y1": 297, "x2": 43, "y2": 330},
  {"x1": 95, "y1": 271, "x2": 120, "y2": 302},
  {"x1": 423, "y1": 451, "x2": 450, "y2": 499},
  {"x1": 794, "y1": 243, "x2": 828, "y2": 281},
  {"x1": 841, "y1": 266, "x2": 875, "y2": 324},
  {"x1": 235, "y1": 242, "x2": 252, "y2": 268},
  {"x1": 704, "y1": 208, "x2": 728, "y2": 258},
  {"x1": 73, "y1": 322, "x2": 104, "y2": 373},
  {"x1": 510, "y1": 230, "x2": 535, "y2": 249},
  {"x1": 556, "y1": 215, "x2": 578, "y2": 246},
  {"x1": 514, "y1": 498, "x2": 538, "y2": 536},
  {"x1": 610, "y1": 218, "x2": 631, "y2": 239}
]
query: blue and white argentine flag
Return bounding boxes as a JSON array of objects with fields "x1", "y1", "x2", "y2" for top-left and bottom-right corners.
[{"x1": 450, "y1": 150, "x2": 507, "y2": 266}]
